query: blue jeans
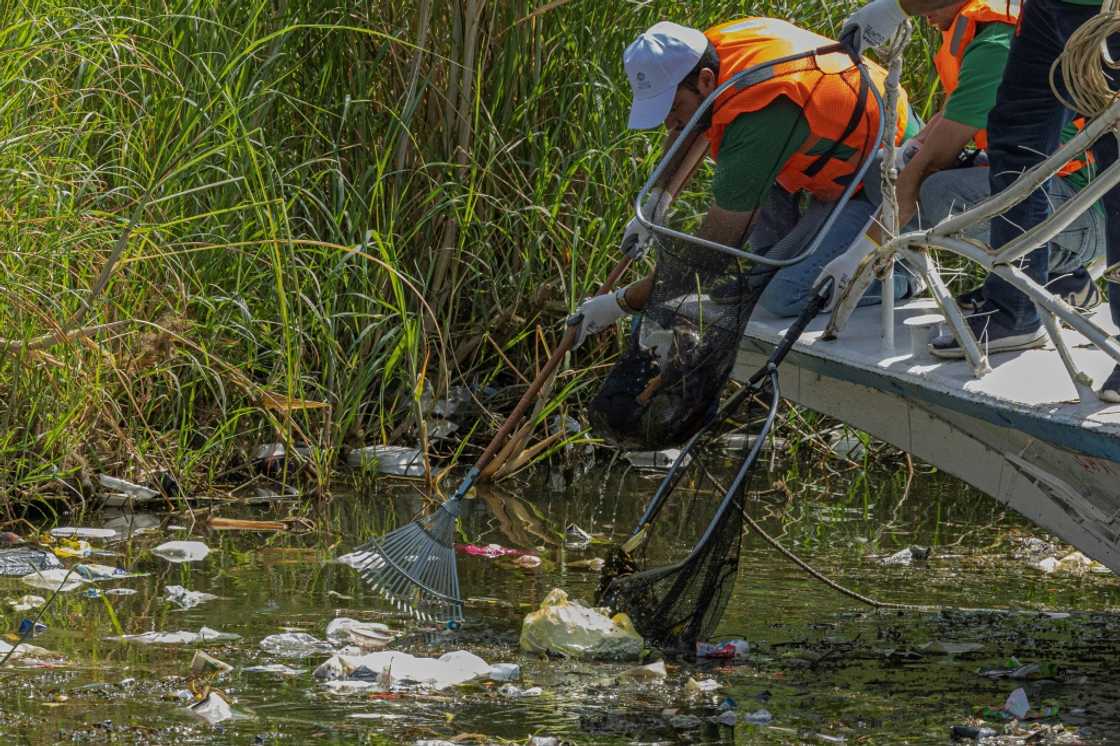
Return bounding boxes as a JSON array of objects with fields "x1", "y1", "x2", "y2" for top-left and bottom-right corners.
[
  {"x1": 982, "y1": 0, "x2": 1120, "y2": 332},
  {"x1": 888, "y1": 165, "x2": 1104, "y2": 275},
  {"x1": 751, "y1": 187, "x2": 912, "y2": 317}
]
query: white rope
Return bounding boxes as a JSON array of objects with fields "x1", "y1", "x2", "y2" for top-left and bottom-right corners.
[{"x1": 1053, "y1": 0, "x2": 1120, "y2": 117}]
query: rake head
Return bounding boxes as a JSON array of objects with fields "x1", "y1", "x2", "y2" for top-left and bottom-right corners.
[{"x1": 351, "y1": 500, "x2": 464, "y2": 622}]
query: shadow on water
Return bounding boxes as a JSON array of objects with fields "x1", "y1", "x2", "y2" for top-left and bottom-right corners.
[{"x1": 1, "y1": 452, "x2": 1119, "y2": 744}]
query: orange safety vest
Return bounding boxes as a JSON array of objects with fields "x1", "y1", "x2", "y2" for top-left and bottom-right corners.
[
  {"x1": 933, "y1": 0, "x2": 1089, "y2": 176},
  {"x1": 704, "y1": 18, "x2": 910, "y2": 202}
]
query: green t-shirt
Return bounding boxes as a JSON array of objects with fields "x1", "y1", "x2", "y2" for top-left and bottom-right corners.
[
  {"x1": 711, "y1": 97, "x2": 808, "y2": 212},
  {"x1": 711, "y1": 97, "x2": 920, "y2": 212},
  {"x1": 942, "y1": 23, "x2": 1013, "y2": 130},
  {"x1": 942, "y1": 21, "x2": 1097, "y2": 195}
]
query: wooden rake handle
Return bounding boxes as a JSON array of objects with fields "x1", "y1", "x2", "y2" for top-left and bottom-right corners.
[{"x1": 470, "y1": 256, "x2": 632, "y2": 479}]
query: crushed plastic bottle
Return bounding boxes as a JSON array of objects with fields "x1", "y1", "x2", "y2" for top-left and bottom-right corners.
[
  {"x1": 325, "y1": 618, "x2": 395, "y2": 650},
  {"x1": 259, "y1": 632, "x2": 334, "y2": 658},
  {"x1": 165, "y1": 585, "x2": 219, "y2": 609},
  {"x1": 152, "y1": 541, "x2": 210, "y2": 563},
  {"x1": 97, "y1": 474, "x2": 159, "y2": 505},
  {"x1": 0, "y1": 548, "x2": 62, "y2": 577},
  {"x1": 346, "y1": 445, "x2": 426, "y2": 477},
  {"x1": 623, "y1": 449, "x2": 690, "y2": 471},
  {"x1": 50, "y1": 527, "x2": 117, "y2": 540},
  {"x1": 114, "y1": 627, "x2": 240, "y2": 645},
  {"x1": 20, "y1": 568, "x2": 86, "y2": 593}
]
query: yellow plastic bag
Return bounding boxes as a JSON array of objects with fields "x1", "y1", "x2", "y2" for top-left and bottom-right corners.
[{"x1": 519, "y1": 588, "x2": 643, "y2": 660}]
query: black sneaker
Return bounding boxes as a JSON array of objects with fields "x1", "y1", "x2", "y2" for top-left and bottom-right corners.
[
  {"x1": 1101, "y1": 364, "x2": 1120, "y2": 404},
  {"x1": 1048, "y1": 268, "x2": 1102, "y2": 312},
  {"x1": 929, "y1": 305, "x2": 1047, "y2": 359},
  {"x1": 955, "y1": 286, "x2": 985, "y2": 314}
]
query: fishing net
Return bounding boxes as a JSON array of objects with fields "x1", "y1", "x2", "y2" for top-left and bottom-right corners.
[
  {"x1": 597, "y1": 366, "x2": 780, "y2": 654},
  {"x1": 588, "y1": 231, "x2": 775, "y2": 451}
]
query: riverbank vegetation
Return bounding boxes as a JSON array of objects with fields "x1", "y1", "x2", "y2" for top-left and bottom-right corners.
[{"x1": 0, "y1": 1, "x2": 938, "y2": 509}]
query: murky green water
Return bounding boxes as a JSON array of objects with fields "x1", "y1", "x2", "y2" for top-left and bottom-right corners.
[{"x1": 2, "y1": 451, "x2": 1119, "y2": 744}]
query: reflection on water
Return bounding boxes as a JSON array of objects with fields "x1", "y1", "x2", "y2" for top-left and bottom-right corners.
[{"x1": 1, "y1": 454, "x2": 1119, "y2": 744}]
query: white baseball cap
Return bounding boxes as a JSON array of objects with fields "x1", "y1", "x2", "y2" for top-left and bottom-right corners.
[{"x1": 624, "y1": 21, "x2": 710, "y2": 130}]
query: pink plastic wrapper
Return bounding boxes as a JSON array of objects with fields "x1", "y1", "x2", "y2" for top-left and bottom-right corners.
[
  {"x1": 455, "y1": 543, "x2": 528, "y2": 559},
  {"x1": 695, "y1": 639, "x2": 750, "y2": 659}
]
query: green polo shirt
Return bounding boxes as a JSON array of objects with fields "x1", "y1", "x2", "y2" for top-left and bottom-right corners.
[
  {"x1": 942, "y1": 21, "x2": 1096, "y2": 193},
  {"x1": 712, "y1": 97, "x2": 921, "y2": 212}
]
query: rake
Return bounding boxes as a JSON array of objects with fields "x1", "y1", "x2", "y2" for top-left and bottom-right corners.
[
  {"x1": 349, "y1": 136, "x2": 713, "y2": 622},
  {"x1": 349, "y1": 257, "x2": 633, "y2": 622}
]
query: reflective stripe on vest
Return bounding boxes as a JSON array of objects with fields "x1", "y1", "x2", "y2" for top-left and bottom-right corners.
[
  {"x1": 704, "y1": 17, "x2": 910, "y2": 202},
  {"x1": 932, "y1": 0, "x2": 1019, "y2": 151}
]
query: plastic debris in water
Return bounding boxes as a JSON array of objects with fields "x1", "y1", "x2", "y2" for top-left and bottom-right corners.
[
  {"x1": 743, "y1": 709, "x2": 773, "y2": 724},
  {"x1": 243, "y1": 664, "x2": 305, "y2": 676},
  {"x1": 488, "y1": 663, "x2": 520, "y2": 682},
  {"x1": 325, "y1": 618, "x2": 395, "y2": 650},
  {"x1": 20, "y1": 568, "x2": 87, "y2": 593},
  {"x1": 258, "y1": 632, "x2": 334, "y2": 658},
  {"x1": 0, "y1": 548, "x2": 62, "y2": 577},
  {"x1": 696, "y1": 639, "x2": 750, "y2": 658},
  {"x1": 17, "y1": 619, "x2": 47, "y2": 638},
  {"x1": 50, "y1": 527, "x2": 117, "y2": 540},
  {"x1": 623, "y1": 449, "x2": 690, "y2": 470},
  {"x1": 190, "y1": 650, "x2": 234, "y2": 676},
  {"x1": 618, "y1": 660, "x2": 667, "y2": 683},
  {"x1": 520, "y1": 588, "x2": 643, "y2": 660},
  {"x1": 9, "y1": 595, "x2": 46, "y2": 612},
  {"x1": 498, "y1": 684, "x2": 543, "y2": 698},
  {"x1": 685, "y1": 677, "x2": 721, "y2": 695},
  {"x1": 564, "y1": 524, "x2": 593, "y2": 548},
  {"x1": 113, "y1": 627, "x2": 240, "y2": 645},
  {"x1": 1003, "y1": 687, "x2": 1030, "y2": 719},
  {"x1": 455, "y1": 543, "x2": 528, "y2": 559},
  {"x1": 512, "y1": 554, "x2": 542, "y2": 568},
  {"x1": 187, "y1": 691, "x2": 236, "y2": 725},
  {"x1": 98, "y1": 474, "x2": 159, "y2": 505},
  {"x1": 165, "y1": 585, "x2": 220, "y2": 609},
  {"x1": 315, "y1": 649, "x2": 489, "y2": 690},
  {"x1": 345, "y1": 445, "x2": 426, "y2": 477},
  {"x1": 152, "y1": 541, "x2": 210, "y2": 563}
]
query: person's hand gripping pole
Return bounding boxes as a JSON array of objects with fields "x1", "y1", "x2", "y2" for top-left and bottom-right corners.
[{"x1": 840, "y1": 0, "x2": 909, "y2": 55}]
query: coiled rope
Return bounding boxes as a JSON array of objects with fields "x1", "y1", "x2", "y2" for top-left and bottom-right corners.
[{"x1": 1052, "y1": 0, "x2": 1120, "y2": 117}]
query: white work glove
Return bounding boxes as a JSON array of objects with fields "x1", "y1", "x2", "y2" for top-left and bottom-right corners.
[
  {"x1": 816, "y1": 235, "x2": 879, "y2": 310},
  {"x1": 620, "y1": 187, "x2": 672, "y2": 259},
  {"x1": 896, "y1": 138, "x2": 922, "y2": 170},
  {"x1": 841, "y1": 0, "x2": 908, "y2": 54},
  {"x1": 568, "y1": 289, "x2": 630, "y2": 349}
]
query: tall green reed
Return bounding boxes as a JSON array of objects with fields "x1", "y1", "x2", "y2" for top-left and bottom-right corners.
[{"x1": 0, "y1": 0, "x2": 939, "y2": 505}]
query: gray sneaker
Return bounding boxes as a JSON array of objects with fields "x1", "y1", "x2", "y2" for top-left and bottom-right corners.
[
  {"x1": 1100, "y1": 364, "x2": 1120, "y2": 404},
  {"x1": 1048, "y1": 268, "x2": 1102, "y2": 313},
  {"x1": 929, "y1": 306, "x2": 1047, "y2": 359}
]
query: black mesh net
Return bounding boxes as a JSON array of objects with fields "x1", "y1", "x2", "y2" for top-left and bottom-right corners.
[
  {"x1": 597, "y1": 371, "x2": 778, "y2": 655},
  {"x1": 588, "y1": 232, "x2": 775, "y2": 451}
]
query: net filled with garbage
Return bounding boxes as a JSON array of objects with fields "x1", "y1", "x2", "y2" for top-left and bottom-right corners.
[
  {"x1": 588, "y1": 230, "x2": 775, "y2": 451},
  {"x1": 597, "y1": 363, "x2": 781, "y2": 654}
]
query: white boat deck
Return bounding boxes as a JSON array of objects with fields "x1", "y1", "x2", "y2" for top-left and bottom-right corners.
[{"x1": 742, "y1": 299, "x2": 1120, "y2": 454}]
